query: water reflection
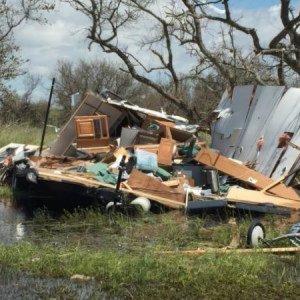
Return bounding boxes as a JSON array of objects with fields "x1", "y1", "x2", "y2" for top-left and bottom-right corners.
[
  {"x1": 0, "y1": 199, "x2": 121, "y2": 251},
  {"x1": 0, "y1": 200, "x2": 25, "y2": 244}
]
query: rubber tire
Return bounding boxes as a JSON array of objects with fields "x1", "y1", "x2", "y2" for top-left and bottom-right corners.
[{"x1": 246, "y1": 220, "x2": 265, "y2": 248}]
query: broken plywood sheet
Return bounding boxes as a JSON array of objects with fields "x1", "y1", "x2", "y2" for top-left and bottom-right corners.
[
  {"x1": 157, "y1": 138, "x2": 175, "y2": 166},
  {"x1": 227, "y1": 187, "x2": 300, "y2": 211},
  {"x1": 195, "y1": 147, "x2": 300, "y2": 201},
  {"x1": 97, "y1": 101, "x2": 126, "y2": 134},
  {"x1": 119, "y1": 128, "x2": 140, "y2": 147},
  {"x1": 127, "y1": 169, "x2": 184, "y2": 203},
  {"x1": 49, "y1": 94, "x2": 103, "y2": 155}
]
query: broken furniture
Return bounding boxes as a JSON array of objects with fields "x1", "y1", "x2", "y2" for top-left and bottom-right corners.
[{"x1": 74, "y1": 115, "x2": 110, "y2": 153}]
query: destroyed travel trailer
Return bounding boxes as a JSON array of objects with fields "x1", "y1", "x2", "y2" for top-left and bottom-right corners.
[
  {"x1": 1, "y1": 86, "x2": 300, "y2": 223},
  {"x1": 3, "y1": 92, "x2": 201, "y2": 211}
]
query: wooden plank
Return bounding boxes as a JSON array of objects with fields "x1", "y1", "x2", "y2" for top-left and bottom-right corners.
[
  {"x1": 195, "y1": 147, "x2": 300, "y2": 201},
  {"x1": 227, "y1": 187, "x2": 300, "y2": 210},
  {"x1": 159, "y1": 247, "x2": 300, "y2": 255},
  {"x1": 157, "y1": 138, "x2": 175, "y2": 166},
  {"x1": 127, "y1": 169, "x2": 184, "y2": 203},
  {"x1": 162, "y1": 179, "x2": 180, "y2": 187}
]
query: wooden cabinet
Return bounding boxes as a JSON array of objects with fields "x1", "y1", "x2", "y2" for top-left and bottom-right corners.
[{"x1": 74, "y1": 115, "x2": 110, "y2": 148}]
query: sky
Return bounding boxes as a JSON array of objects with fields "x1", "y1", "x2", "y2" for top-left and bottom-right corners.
[{"x1": 7, "y1": 0, "x2": 300, "y2": 99}]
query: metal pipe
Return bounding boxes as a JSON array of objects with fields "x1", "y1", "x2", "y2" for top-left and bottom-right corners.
[{"x1": 39, "y1": 78, "x2": 55, "y2": 156}]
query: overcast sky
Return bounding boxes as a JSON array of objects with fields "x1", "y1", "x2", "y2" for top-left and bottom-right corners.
[{"x1": 8, "y1": 0, "x2": 300, "y2": 98}]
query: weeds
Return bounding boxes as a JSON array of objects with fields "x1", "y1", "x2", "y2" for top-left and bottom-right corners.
[
  {"x1": 0, "y1": 123, "x2": 57, "y2": 147},
  {"x1": 0, "y1": 242, "x2": 300, "y2": 299},
  {"x1": 0, "y1": 185, "x2": 12, "y2": 198},
  {"x1": 0, "y1": 205, "x2": 299, "y2": 298}
]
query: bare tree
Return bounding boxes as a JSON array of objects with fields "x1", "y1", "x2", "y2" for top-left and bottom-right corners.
[
  {"x1": 0, "y1": 0, "x2": 54, "y2": 84},
  {"x1": 0, "y1": 74, "x2": 42, "y2": 124},
  {"x1": 65, "y1": 0, "x2": 300, "y2": 120},
  {"x1": 53, "y1": 59, "x2": 150, "y2": 120}
]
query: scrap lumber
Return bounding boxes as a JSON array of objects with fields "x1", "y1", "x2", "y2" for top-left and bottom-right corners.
[
  {"x1": 162, "y1": 179, "x2": 180, "y2": 187},
  {"x1": 157, "y1": 138, "x2": 175, "y2": 166},
  {"x1": 36, "y1": 168, "x2": 185, "y2": 209},
  {"x1": 195, "y1": 147, "x2": 300, "y2": 201},
  {"x1": 127, "y1": 169, "x2": 184, "y2": 203},
  {"x1": 227, "y1": 187, "x2": 300, "y2": 210},
  {"x1": 159, "y1": 247, "x2": 300, "y2": 255}
]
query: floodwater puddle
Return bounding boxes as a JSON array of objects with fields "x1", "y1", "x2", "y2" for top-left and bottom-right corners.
[
  {"x1": 0, "y1": 200, "x2": 25, "y2": 244},
  {"x1": 0, "y1": 198, "x2": 121, "y2": 299},
  {"x1": 0, "y1": 266, "x2": 111, "y2": 300},
  {"x1": 0, "y1": 197, "x2": 134, "y2": 250}
]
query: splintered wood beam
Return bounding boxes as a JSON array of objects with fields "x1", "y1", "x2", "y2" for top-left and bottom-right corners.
[
  {"x1": 195, "y1": 147, "x2": 300, "y2": 201},
  {"x1": 158, "y1": 247, "x2": 300, "y2": 255}
]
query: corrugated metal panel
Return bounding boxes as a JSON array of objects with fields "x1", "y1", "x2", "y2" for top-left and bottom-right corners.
[
  {"x1": 257, "y1": 88, "x2": 300, "y2": 176},
  {"x1": 233, "y1": 86, "x2": 285, "y2": 163},
  {"x1": 211, "y1": 85, "x2": 255, "y2": 157}
]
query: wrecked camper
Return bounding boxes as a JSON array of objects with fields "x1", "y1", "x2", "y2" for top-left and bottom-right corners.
[
  {"x1": 6, "y1": 93, "x2": 202, "y2": 211},
  {"x1": 1, "y1": 87, "x2": 300, "y2": 220}
]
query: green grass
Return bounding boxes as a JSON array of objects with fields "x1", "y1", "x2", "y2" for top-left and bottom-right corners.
[
  {"x1": 0, "y1": 185, "x2": 12, "y2": 198},
  {"x1": 0, "y1": 123, "x2": 57, "y2": 147},
  {"x1": 0, "y1": 209, "x2": 297, "y2": 298},
  {"x1": 0, "y1": 241, "x2": 300, "y2": 299}
]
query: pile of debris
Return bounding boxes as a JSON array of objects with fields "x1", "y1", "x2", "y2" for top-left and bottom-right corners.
[{"x1": 1, "y1": 88, "x2": 300, "y2": 218}]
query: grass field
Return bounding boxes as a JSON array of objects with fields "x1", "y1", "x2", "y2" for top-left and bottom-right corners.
[
  {"x1": 0, "y1": 208, "x2": 299, "y2": 299},
  {"x1": 0, "y1": 123, "x2": 57, "y2": 148}
]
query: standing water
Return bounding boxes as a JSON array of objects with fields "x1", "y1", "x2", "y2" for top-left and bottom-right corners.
[
  {"x1": 0, "y1": 198, "x2": 112, "y2": 299},
  {"x1": 0, "y1": 200, "x2": 25, "y2": 244}
]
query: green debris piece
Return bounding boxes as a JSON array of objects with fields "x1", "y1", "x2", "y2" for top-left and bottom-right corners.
[
  {"x1": 219, "y1": 184, "x2": 231, "y2": 193},
  {"x1": 153, "y1": 167, "x2": 172, "y2": 180},
  {"x1": 177, "y1": 144, "x2": 201, "y2": 157},
  {"x1": 86, "y1": 162, "x2": 118, "y2": 185}
]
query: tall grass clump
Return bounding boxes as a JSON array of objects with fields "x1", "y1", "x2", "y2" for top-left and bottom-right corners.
[
  {"x1": 0, "y1": 123, "x2": 57, "y2": 147},
  {"x1": 0, "y1": 185, "x2": 12, "y2": 198}
]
